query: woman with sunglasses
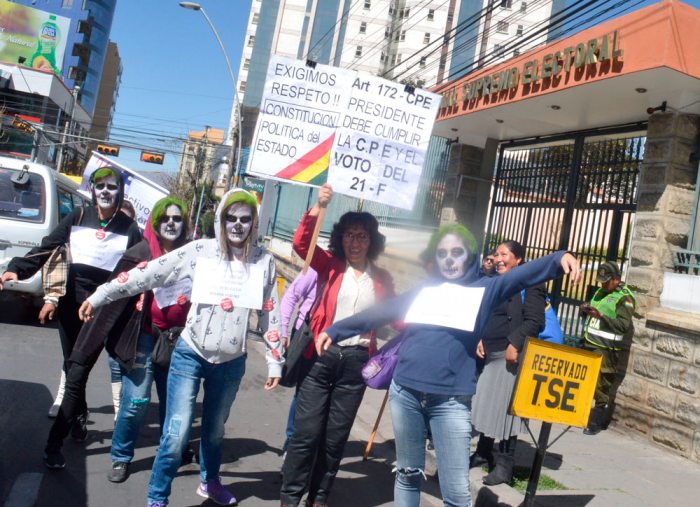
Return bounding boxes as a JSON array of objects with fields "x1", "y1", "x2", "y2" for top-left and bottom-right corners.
[
  {"x1": 280, "y1": 183, "x2": 395, "y2": 507},
  {"x1": 0, "y1": 167, "x2": 141, "y2": 467}
]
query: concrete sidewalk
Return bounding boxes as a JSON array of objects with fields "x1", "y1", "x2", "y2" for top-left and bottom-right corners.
[{"x1": 350, "y1": 388, "x2": 700, "y2": 507}]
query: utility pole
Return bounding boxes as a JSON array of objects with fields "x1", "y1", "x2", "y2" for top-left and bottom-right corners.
[{"x1": 56, "y1": 85, "x2": 80, "y2": 173}]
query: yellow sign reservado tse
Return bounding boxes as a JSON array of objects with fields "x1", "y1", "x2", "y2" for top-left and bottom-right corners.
[{"x1": 511, "y1": 338, "x2": 602, "y2": 427}]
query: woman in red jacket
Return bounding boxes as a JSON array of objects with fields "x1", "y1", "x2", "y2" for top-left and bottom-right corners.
[{"x1": 280, "y1": 184, "x2": 394, "y2": 507}]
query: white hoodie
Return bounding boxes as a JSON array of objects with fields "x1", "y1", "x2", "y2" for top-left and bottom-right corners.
[{"x1": 88, "y1": 189, "x2": 284, "y2": 377}]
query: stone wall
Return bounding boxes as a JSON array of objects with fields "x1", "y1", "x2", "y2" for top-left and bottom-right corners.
[{"x1": 617, "y1": 112, "x2": 700, "y2": 462}]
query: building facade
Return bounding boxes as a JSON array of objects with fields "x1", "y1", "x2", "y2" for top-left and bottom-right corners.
[
  {"x1": 89, "y1": 41, "x2": 120, "y2": 142},
  {"x1": 433, "y1": 0, "x2": 700, "y2": 462}
]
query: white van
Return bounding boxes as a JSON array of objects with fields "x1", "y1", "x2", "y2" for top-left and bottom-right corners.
[{"x1": 0, "y1": 156, "x2": 86, "y2": 297}]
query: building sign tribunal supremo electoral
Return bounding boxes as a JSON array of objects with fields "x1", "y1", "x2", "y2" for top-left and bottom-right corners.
[{"x1": 439, "y1": 30, "x2": 624, "y2": 111}]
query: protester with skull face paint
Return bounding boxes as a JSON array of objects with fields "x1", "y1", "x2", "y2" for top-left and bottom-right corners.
[
  {"x1": 316, "y1": 224, "x2": 580, "y2": 507},
  {"x1": 38, "y1": 197, "x2": 190, "y2": 473},
  {"x1": 80, "y1": 189, "x2": 283, "y2": 507},
  {"x1": 0, "y1": 167, "x2": 140, "y2": 463},
  {"x1": 470, "y1": 240, "x2": 547, "y2": 486}
]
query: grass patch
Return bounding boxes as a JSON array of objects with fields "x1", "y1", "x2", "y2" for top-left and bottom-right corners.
[
  {"x1": 481, "y1": 465, "x2": 567, "y2": 493},
  {"x1": 511, "y1": 466, "x2": 567, "y2": 493}
]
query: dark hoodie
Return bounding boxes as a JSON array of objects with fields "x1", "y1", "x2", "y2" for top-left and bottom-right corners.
[
  {"x1": 70, "y1": 220, "x2": 189, "y2": 369},
  {"x1": 325, "y1": 251, "x2": 568, "y2": 396}
]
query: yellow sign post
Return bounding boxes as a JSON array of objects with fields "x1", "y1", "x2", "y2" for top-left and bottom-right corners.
[
  {"x1": 511, "y1": 338, "x2": 602, "y2": 507},
  {"x1": 512, "y1": 338, "x2": 602, "y2": 427}
]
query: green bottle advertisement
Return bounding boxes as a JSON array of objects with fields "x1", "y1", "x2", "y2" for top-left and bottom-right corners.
[{"x1": 29, "y1": 15, "x2": 61, "y2": 75}]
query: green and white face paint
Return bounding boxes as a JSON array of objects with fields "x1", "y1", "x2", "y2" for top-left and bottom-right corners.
[
  {"x1": 94, "y1": 175, "x2": 120, "y2": 210},
  {"x1": 159, "y1": 204, "x2": 184, "y2": 241},
  {"x1": 435, "y1": 233, "x2": 468, "y2": 280},
  {"x1": 224, "y1": 203, "x2": 253, "y2": 247}
]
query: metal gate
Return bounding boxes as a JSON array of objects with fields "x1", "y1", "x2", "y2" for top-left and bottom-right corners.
[{"x1": 484, "y1": 124, "x2": 646, "y2": 343}]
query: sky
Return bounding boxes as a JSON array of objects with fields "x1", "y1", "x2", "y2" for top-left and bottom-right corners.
[
  {"x1": 107, "y1": 0, "x2": 252, "y2": 174},
  {"x1": 105, "y1": 0, "x2": 700, "y2": 176}
]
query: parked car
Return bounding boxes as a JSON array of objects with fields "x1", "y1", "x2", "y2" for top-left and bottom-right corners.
[{"x1": 0, "y1": 156, "x2": 85, "y2": 299}]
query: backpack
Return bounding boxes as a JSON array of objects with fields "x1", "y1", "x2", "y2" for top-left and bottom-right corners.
[{"x1": 521, "y1": 290, "x2": 564, "y2": 344}]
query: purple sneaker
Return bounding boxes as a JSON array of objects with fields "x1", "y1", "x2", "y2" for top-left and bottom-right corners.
[
  {"x1": 146, "y1": 502, "x2": 166, "y2": 507},
  {"x1": 196, "y1": 478, "x2": 238, "y2": 505}
]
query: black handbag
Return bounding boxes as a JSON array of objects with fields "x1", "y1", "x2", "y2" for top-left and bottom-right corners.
[
  {"x1": 279, "y1": 318, "x2": 315, "y2": 388},
  {"x1": 151, "y1": 326, "x2": 184, "y2": 369}
]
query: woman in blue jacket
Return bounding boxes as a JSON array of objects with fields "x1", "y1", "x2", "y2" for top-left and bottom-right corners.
[{"x1": 315, "y1": 224, "x2": 580, "y2": 507}]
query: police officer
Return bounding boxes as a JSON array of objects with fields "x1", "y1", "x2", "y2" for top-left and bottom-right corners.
[{"x1": 579, "y1": 261, "x2": 636, "y2": 435}]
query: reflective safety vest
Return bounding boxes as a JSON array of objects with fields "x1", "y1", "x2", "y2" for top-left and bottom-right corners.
[{"x1": 584, "y1": 285, "x2": 635, "y2": 350}]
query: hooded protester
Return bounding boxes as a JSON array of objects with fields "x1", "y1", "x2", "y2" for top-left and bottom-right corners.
[
  {"x1": 107, "y1": 196, "x2": 192, "y2": 483},
  {"x1": 316, "y1": 224, "x2": 581, "y2": 507},
  {"x1": 0, "y1": 167, "x2": 141, "y2": 440},
  {"x1": 41, "y1": 197, "x2": 189, "y2": 472},
  {"x1": 79, "y1": 189, "x2": 284, "y2": 507}
]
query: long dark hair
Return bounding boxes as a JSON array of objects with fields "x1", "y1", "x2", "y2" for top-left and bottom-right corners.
[{"x1": 328, "y1": 211, "x2": 385, "y2": 262}]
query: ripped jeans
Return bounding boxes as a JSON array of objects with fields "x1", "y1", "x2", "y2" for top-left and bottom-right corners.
[
  {"x1": 389, "y1": 381, "x2": 472, "y2": 507},
  {"x1": 147, "y1": 338, "x2": 246, "y2": 504},
  {"x1": 111, "y1": 332, "x2": 168, "y2": 463}
]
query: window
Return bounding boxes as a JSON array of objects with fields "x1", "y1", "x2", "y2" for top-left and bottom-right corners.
[
  {"x1": 420, "y1": 56, "x2": 427, "y2": 68},
  {"x1": 402, "y1": 7, "x2": 410, "y2": 18},
  {"x1": 394, "y1": 31, "x2": 400, "y2": 41},
  {"x1": 397, "y1": 53, "x2": 402, "y2": 64},
  {"x1": 428, "y1": 9, "x2": 435, "y2": 20},
  {"x1": 243, "y1": 58, "x2": 250, "y2": 70},
  {"x1": 513, "y1": 49, "x2": 520, "y2": 57},
  {"x1": 364, "y1": 0, "x2": 371, "y2": 9},
  {"x1": 391, "y1": 54, "x2": 396, "y2": 65},
  {"x1": 355, "y1": 46, "x2": 363, "y2": 58},
  {"x1": 516, "y1": 24, "x2": 523, "y2": 36},
  {"x1": 239, "y1": 81, "x2": 246, "y2": 92},
  {"x1": 360, "y1": 22, "x2": 367, "y2": 34},
  {"x1": 496, "y1": 21, "x2": 509, "y2": 33},
  {"x1": 494, "y1": 44, "x2": 505, "y2": 56},
  {"x1": 380, "y1": 51, "x2": 386, "y2": 63},
  {"x1": 252, "y1": 12, "x2": 259, "y2": 24},
  {"x1": 58, "y1": 189, "x2": 73, "y2": 220},
  {"x1": 400, "y1": 30, "x2": 406, "y2": 41},
  {"x1": 0, "y1": 169, "x2": 46, "y2": 223},
  {"x1": 247, "y1": 35, "x2": 255, "y2": 47},
  {"x1": 501, "y1": 0, "x2": 513, "y2": 8},
  {"x1": 521, "y1": 1, "x2": 527, "y2": 12},
  {"x1": 423, "y1": 32, "x2": 430, "y2": 44},
  {"x1": 62, "y1": 0, "x2": 74, "y2": 8},
  {"x1": 439, "y1": 56, "x2": 446, "y2": 69},
  {"x1": 385, "y1": 28, "x2": 390, "y2": 39}
]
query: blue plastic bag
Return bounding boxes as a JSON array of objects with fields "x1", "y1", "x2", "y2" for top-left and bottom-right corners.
[{"x1": 522, "y1": 290, "x2": 564, "y2": 344}]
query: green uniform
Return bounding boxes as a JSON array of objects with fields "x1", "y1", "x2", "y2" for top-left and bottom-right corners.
[{"x1": 583, "y1": 283, "x2": 636, "y2": 408}]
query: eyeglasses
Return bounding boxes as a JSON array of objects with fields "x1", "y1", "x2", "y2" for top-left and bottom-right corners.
[
  {"x1": 225, "y1": 215, "x2": 253, "y2": 224},
  {"x1": 343, "y1": 232, "x2": 370, "y2": 243},
  {"x1": 160, "y1": 215, "x2": 183, "y2": 223},
  {"x1": 95, "y1": 183, "x2": 118, "y2": 191}
]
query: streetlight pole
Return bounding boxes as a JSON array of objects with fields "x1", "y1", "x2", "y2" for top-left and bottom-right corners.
[{"x1": 179, "y1": 2, "x2": 242, "y2": 189}]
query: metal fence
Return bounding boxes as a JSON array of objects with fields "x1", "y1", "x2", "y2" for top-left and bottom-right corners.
[{"x1": 485, "y1": 125, "x2": 646, "y2": 343}]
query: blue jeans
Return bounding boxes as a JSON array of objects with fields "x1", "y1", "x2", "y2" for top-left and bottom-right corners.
[
  {"x1": 390, "y1": 381, "x2": 473, "y2": 507},
  {"x1": 147, "y1": 337, "x2": 246, "y2": 504},
  {"x1": 107, "y1": 355, "x2": 122, "y2": 384},
  {"x1": 111, "y1": 332, "x2": 168, "y2": 463}
]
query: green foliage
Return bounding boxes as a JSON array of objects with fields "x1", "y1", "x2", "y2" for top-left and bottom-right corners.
[{"x1": 510, "y1": 466, "x2": 567, "y2": 493}]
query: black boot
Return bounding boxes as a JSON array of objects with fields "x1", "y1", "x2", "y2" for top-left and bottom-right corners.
[
  {"x1": 482, "y1": 437, "x2": 516, "y2": 486},
  {"x1": 584, "y1": 407, "x2": 605, "y2": 435},
  {"x1": 469, "y1": 434, "x2": 495, "y2": 469}
]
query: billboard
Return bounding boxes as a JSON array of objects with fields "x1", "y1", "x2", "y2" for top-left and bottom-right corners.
[{"x1": 0, "y1": 1, "x2": 71, "y2": 76}]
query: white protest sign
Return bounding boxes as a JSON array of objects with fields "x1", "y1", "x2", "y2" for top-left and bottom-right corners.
[
  {"x1": 80, "y1": 153, "x2": 169, "y2": 229},
  {"x1": 329, "y1": 75, "x2": 441, "y2": 209},
  {"x1": 69, "y1": 226, "x2": 129, "y2": 271},
  {"x1": 404, "y1": 284, "x2": 485, "y2": 332},
  {"x1": 190, "y1": 258, "x2": 265, "y2": 309},
  {"x1": 153, "y1": 278, "x2": 193, "y2": 309},
  {"x1": 247, "y1": 55, "x2": 355, "y2": 186}
]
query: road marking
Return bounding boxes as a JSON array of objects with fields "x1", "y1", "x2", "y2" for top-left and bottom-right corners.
[{"x1": 4, "y1": 472, "x2": 43, "y2": 507}]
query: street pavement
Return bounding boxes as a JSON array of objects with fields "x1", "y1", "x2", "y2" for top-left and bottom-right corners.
[{"x1": 2, "y1": 309, "x2": 700, "y2": 507}]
